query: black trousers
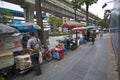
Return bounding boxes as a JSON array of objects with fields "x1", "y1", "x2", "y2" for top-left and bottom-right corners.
[
  {"x1": 30, "y1": 53, "x2": 42, "y2": 74},
  {"x1": 92, "y1": 37, "x2": 95, "y2": 44}
]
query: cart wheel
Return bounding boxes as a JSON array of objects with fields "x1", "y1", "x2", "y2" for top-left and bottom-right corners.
[
  {"x1": 12, "y1": 64, "x2": 20, "y2": 76},
  {"x1": 44, "y1": 52, "x2": 53, "y2": 62},
  {"x1": 0, "y1": 72, "x2": 7, "y2": 80}
]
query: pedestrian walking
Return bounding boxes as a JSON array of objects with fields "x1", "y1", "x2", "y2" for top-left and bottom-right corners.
[
  {"x1": 87, "y1": 29, "x2": 90, "y2": 41},
  {"x1": 79, "y1": 31, "x2": 83, "y2": 44},
  {"x1": 100, "y1": 30, "x2": 103, "y2": 37},
  {"x1": 27, "y1": 32, "x2": 42, "y2": 75},
  {"x1": 90, "y1": 30, "x2": 96, "y2": 45}
]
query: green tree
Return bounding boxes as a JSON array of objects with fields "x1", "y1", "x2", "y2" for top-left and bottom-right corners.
[
  {"x1": 48, "y1": 16, "x2": 56, "y2": 27},
  {"x1": 48, "y1": 15, "x2": 62, "y2": 32},
  {"x1": 55, "y1": 17, "x2": 63, "y2": 29},
  {"x1": 72, "y1": 0, "x2": 98, "y2": 25},
  {"x1": 97, "y1": 19, "x2": 110, "y2": 28},
  {"x1": 0, "y1": 10, "x2": 13, "y2": 24}
]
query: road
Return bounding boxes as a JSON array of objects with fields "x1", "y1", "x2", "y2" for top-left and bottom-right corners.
[{"x1": 14, "y1": 34, "x2": 110, "y2": 80}]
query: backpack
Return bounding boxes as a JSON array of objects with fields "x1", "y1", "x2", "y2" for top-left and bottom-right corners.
[{"x1": 34, "y1": 39, "x2": 40, "y2": 51}]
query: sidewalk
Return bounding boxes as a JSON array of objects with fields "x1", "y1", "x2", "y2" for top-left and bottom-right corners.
[
  {"x1": 13, "y1": 33, "x2": 119, "y2": 80},
  {"x1": 108, "y1": 35, "x2": 118, "y2": 80}
]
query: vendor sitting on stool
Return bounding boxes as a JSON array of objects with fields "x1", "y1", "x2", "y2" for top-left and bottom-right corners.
[{"x1": 22, "y1": 34, "x2": 29, "y2": 48}]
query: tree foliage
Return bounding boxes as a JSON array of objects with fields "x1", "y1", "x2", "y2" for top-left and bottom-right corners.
[
  {"x1": 97, "y1": 19, "x2": 110, "y2": 28},
  {"x1": 0, "y1": 10, "x2": 13, "y2": 24},
  {"x1": 48, "y1": 15, "x2": 62, "y2": 32},
  {"x1": 71, "y1": 0, "x2": 98, "y2": 25},
  {"x1": 71, "y1": 0, "x2": 82, "y2": 8},
  {"x1": 55, "y1": 17, "x2": 62, "y2": 28},
  {"x1": 48, "y1": 15, "x2": 56, "y2": 27}
]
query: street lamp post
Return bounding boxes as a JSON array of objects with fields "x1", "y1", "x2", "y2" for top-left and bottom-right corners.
[
  {"x1": 73, "y1": 6, "x2": 78, "y2": 46},
  {"x1": 74, "y1": 7, "x2": 77, "y2": 21}
]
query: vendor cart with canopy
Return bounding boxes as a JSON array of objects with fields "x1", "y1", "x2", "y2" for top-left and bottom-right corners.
[{"x1": 0, "y1": 24, "x2": 22, "y2": 79}]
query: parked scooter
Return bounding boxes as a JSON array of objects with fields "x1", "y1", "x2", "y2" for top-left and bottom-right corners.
[
  {"x1": 67, "y1": 38, "x2": 77, "y2": 50},
  {"x1": 56, "y1": 38, "x2": 77, "y2": 51},
  {"x1": 40, "y1": 46, "x2": 53, "y2": 62}
]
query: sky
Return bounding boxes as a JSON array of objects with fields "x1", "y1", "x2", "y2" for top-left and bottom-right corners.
[
  {"x1": 83, "y1": 0, "x2": 114, "y2": 18},
  {"x1": 0, "y1": 0, "x2": 114, "y2": 19}
]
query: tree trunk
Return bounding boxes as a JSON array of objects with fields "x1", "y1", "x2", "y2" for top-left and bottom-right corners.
[
  {"x1": 86, "y1": 4, "x2": 89, "y2": 26},
  {"x1": 35, "y1": 0, "x2": 47, "y2": 47}
]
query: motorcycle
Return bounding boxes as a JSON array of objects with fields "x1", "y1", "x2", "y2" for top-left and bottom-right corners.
[
  {"x1": 40, "y1": 46, "x2": 53, "y2": 62},
  {"x1": 56, "y1": 38, "x2": 77, "y2": 51},
  {"x1": 68, "y1": 38, "x2": 77, "y2": 50}
]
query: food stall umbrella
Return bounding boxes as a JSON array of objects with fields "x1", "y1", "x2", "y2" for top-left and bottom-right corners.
[
  {"x1": 62, "y1": 21, "x2": 81, "y2": 28},
  {"x1": 10, "y1": 22, "x2": 41, "y2": 32},
  {"x1": 86, "y1": 26, "x2": 95, "y2": 29},
  {"x1": 0, "y1": 24, "x2": 18, "y2": 34},
  {"x1": 62, "y1": 22, "x2": 82, "y2": 46},
  {"x1": 72, "y1": 27, "x2": 87, "y2": 31}
]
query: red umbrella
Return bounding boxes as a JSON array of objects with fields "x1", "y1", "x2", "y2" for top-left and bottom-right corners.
[
  {"x1": 72, "y1": 27, "x2": 87, "y2": 31},
  {"x1": 62, "y1": 22, "x2": 81, "y2": 28},
  {"x1": 62, "y1": 22, "x2": 82, "y2": 46}
]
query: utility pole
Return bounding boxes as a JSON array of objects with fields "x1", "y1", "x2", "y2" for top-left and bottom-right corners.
[
  {"x1": 73, "y1": 7, "x2": 78, "y2": 46},
  {"x1": 73, "y1": 0, "x2": 78, "y2": 46},
  {"x1": 35, "y1": 0, "x2": 47, "y2": 47}
]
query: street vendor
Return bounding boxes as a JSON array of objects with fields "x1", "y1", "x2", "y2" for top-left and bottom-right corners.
[
  {"x1": 22, "y1": 34, "x2": 29, "y2": 48},
  {"x1": 27, "y1": 32, "x2": 42, "y2": 75}
]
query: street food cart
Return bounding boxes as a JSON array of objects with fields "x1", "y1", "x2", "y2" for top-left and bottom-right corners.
[
  {"x1": 0, "y1": 23, "x2": 43, "y2": 79},
  {"x1": 10, "y1": 22, "x2": 43, "y2": 71},
  {"x1": 0, "y1": 24, "x2": 22, "y2": 78}
]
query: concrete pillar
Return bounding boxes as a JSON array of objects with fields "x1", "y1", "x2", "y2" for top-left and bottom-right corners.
[{"x1": 21, "y1": 3, "x2": 34, "y2": 22}]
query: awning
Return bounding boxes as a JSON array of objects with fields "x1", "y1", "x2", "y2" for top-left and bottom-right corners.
[
  {"x1": 10, "y1": 22, "x2": 41, "y2": 32},
  {"x1": 86, "y1": 26, "x2": 95, "y2": 29}
]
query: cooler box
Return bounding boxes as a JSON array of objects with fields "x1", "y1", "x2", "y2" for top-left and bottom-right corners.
[
  {"x1": 15, "y1": 54, "x2": 32, "y2": 70},
  {"x1": 51, "y1": 48, "x2": 64, "y2": 60}
]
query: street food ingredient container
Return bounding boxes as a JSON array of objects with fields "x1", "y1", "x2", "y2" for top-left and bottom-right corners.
[{"x1": 51, "y1": 48, "x2": 64, "y2": 60}]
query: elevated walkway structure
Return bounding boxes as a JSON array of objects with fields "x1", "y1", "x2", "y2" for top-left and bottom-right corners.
[
  {"x1": 2, "y1": 0, "x2": 100, "y2": 23},
  {"x1": 0, "y1": 7, "x2": 49, "y2": 19}
]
